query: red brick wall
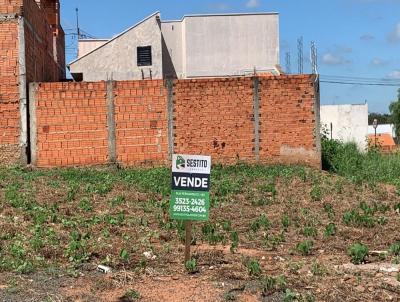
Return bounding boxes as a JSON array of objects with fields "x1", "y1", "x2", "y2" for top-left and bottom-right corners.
[
  {"x1": 114, "y1": 80, "x2": 169, "y2": 165},
  {"x1": 0, "y1": 20, "x2": 21, "y2": 165},
  {"x1": 23, "y1": 0, "x2": 64, "y2": 82},
  {"x1": 259, "y1": 75, "x2": 320, "y2": 166},
  {"x1": 33, "y1": 82, "x2": 108, "y2": 167},
  {"x1": 0, "y1": 0, "x2": 23, "y2": 13},
  {"x1": 0, "y1": 0, "x2": 65, "y2": 165},
  {"x1": 173, "y1": 78, "x2": 255, "y2": 163},
  {"x1": 31, "y1": 76, "x2": 320, "y2": 168}
]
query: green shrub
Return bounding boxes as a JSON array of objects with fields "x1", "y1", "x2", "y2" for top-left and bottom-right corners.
[
  {"x1": 230, "y1": 231, "x2": 239, "y2": 253},
  {"x1": 260, "y1": 275, "x2": 287, "y2": 296},
  {"x1": 281, "y1": 214, "x2": 291, "y2": 232},
  {"x1": 302, "y1": 226, "x2": 318, "y2": 238},
  {"x1": 390, "y1": 241, "x2": 400, "y2": 256},
  {"x1": 311, "y1": 261, "x2": 327, "y2": 276},
  {"x1": 343, "y1": 209, "x2": 375, "y2": 228},
  {"x1": 324, "y1": 223, "x2": 337, "y2": 237},
  {"x1": 250, "y1": 214, "x2": 270, "y2": 232},
  {"x1": 121, "y1": 289, "x2": 141, "y2": 300},
  {"x1": 310, "y1": 185, "x2": 322, "y2": 201},
  {"x1": 185, "y1": 258, "x2": 198, "y2": 274},
  {"x1": 246, "y1": 258, "x2": 262, "y2": 277},
  {"x1": 202, "y1": 222, "x2": 226, "y2": 245},
  {"x1": 321, "y1": 136, "x2": 342, "y2": 172},
  {"x1": 348, "y1": 243, "x2": 368, "y2": 264},
  {"x1": 296, "y1": 241, "x2": 313, "y2": 256},
  {"x1": 321, "y1": 135, "x2": 400, "y2": 185}
]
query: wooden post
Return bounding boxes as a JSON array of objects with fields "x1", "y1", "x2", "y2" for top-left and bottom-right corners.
[{"x1": 184, "y1": 220, "x2": 192, "y2": 263}]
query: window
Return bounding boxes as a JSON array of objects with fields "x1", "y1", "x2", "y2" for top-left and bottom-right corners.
[{"x1": 137, "y1": 46, "x2": 152, "y2": 66}]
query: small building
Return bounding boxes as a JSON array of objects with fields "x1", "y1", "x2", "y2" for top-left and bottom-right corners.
[
  {"x1": 320, "y1": 104, "x2": 369, "y2": 151},
  {"x1": 368, "y1": 124, "x2": 396, "y2": 139},
  {"x1": 367, "y1": 133, "x2": 397, "y2": 153},
  {"x1": 68, "y1": 12, "x2": 280, "y2": 81}
]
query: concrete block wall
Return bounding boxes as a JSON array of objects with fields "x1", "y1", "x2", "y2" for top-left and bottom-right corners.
[{"x1": 30, "y1": 75, "x2": 321, "y2": 168}]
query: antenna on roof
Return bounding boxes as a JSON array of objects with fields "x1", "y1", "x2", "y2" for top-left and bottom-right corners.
[
  {"x1": 310, "y1": 41, "x2": 318, "y2": 75},
  {"x1": 76, "y1": 8, "x2": 81, "y2": 39},
  {"x1": 285, "y1": 52, "x2": 291, "y2": 74},
  {"x1": 297, "y1": 36, "x2": 303, "y2": 74}
]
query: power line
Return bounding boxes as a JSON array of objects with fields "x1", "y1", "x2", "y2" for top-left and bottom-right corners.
[
  {"x1": 320, "y1": 80, "x2": 400, "y2": 86},
  {"x1": 319, "y1": 74, "x2": 400, "y2": 86},
  {"x1": 321, "y1": 75, "x2": 400, "y2": 81}
]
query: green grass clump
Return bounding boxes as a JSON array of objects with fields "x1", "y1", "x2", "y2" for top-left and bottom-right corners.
[
  {"x1": 390, "y1": 241, "x2": 400, "y2": 256},
  {"x1": 348, "y1": 243, "x2": 368, "y2": 264},
  {"x1": 296, "y1": 241, "x2": 313, "y2": 256},
  {"x1": 246, "y1": 258, "x2": 262, "y2": 277},
  {"x1": 185, "y1": 258, "x2": 198, "y2": 274},
  {"x1": 250, "y1": 214, "x2": 270, "y2": 232},
  {"x1": 302, "y1": 226, "x2": 318, "y2": 238},
  {"x1": 324, "y1": 223, "x2": 337, "y2": 237},
  {"x1": 343, "y1": 209, "x2": 375, "y2": 228},
  {"x1": 230, "y1": 231, "x2": 239, "y2": 254},
  {"x1": 121, "y1": 289, "x2": 141, "y2": 301},
  {"x1": 260, "y1": 275, "x2": 287, "y2": 296},
  {"x1": 310, "y1": 185, "x2": 322, "y2": 201},
  {"x1": 202, "y1": 222, "x2": 226, "y2": 245},
  {"x1": 281, "y1": 214, "x2": 291, "y2": 232},
  {"x1": 321, "y1": 137, "x2": 400, "y2": 185},
  {"x1": 311, "y1": 261, "x2": 327, "y2": 276}
]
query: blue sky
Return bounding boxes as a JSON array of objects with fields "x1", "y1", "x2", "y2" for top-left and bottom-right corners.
[{"x1": 60, "y1": 0, "x2": 400, "y2": 113}]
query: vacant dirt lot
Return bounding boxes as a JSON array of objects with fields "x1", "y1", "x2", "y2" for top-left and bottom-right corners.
[{"x1": 1, "y1": 164, "x2": 400, "y2": 301}]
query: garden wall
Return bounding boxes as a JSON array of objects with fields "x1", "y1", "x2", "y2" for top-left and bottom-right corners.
[{"x1": 29, "y1": 75, "x2": 321, "y2": 168}]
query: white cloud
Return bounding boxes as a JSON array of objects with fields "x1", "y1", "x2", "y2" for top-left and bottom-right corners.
[
  {"x1": 209, "y1": 2, "x2": 231, "y2": 11},
  {"x1": 321, "y1": 45, "x2": 352, "y2": 66},
  {"x1": 360, "y1": 33, "x2": 375, "y2": 41},
  {"x1": 371, "y1": 58, "x2": 388, "y2": 66},
  {"x1": 246, "y1": 0, "x2": 261, "y2": 8},
  {"x1": 388, "y1": 23, "x2": 400, "y2": 43},
  {"x1": 321, "y1": 53, "x2": 350, "y2": 65},
  {"x1": 387, "y1": 70, "x2": 400, "y2": 79}
]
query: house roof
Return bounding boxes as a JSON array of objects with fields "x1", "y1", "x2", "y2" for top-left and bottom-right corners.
[
  {"x1": 68, "y1": 11, "x2": 279, "y2": 67},
  {"x1": 68, "y1": 11, "x2": 160, "y2": 66},
  {"x1": 367, "y1": 124, "x2": 396, "y2": 138},
  {"x1": 162, "y1": 12, "x2": 278, "y2": 23},
  {"x1": 368, "y1": 133, "x2": 396, "y2": 147}
]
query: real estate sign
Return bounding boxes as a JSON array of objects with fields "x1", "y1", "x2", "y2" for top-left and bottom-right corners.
[{"x1": 170, "y1": 154, "x2": 211, "y2": 221}]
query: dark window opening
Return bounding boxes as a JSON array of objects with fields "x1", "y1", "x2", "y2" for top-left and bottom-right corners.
[{"x1": 137, "y1": 46, "x2": 152, "y2": 66}]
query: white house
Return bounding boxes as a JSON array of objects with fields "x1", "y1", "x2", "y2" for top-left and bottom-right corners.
[
  {"x1": 320, "y1": 104, "x2": 369, "y2": 151},
  {"x1": 68, "y1": 12, "x2": 280, "y2": 81}
]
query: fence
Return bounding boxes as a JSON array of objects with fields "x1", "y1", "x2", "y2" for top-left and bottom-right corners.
[{"x1": 29, "y1": 75, "x2": 321, "y2": 168}]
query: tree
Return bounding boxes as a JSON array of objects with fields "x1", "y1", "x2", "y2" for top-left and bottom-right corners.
[
  {"x1": 389, "y1": 88, "x2": 400, "y2": 140},
  {"x1": 368, "y1": 112, "x2": 392, "y2": 125}
]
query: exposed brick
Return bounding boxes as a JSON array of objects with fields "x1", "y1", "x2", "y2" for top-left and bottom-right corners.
[
  {"x1": 0, "y1": 0, "x2": 65, "y2": 165},
  {"x1": 32, "y1": 76, "x2": 320, "y2": 168}
]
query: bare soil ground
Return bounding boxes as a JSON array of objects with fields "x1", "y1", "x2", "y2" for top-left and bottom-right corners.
[{"x1": 1, "y1": 165, "x2": 400, "y2": 301}]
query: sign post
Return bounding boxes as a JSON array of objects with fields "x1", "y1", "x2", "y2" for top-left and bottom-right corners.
[{"x1": 170, "y1": 154, "x2": 211, "y2": 263}]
